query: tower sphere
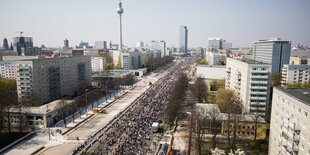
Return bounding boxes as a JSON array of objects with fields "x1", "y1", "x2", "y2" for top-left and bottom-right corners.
[{"x1": 117, "y1": 1, "x2": 123, "y2": 14}]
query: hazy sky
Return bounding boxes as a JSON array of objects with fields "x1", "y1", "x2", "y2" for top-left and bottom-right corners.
[{"x1": 0, "y1": 0, "x2": 309, "y2": 48}]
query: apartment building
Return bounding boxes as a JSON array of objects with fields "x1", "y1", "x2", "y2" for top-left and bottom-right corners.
[
  {"x1": 282, "y1": 65, "x2": 310, "y2": 86},
  {"x1": 226, "y1": 58, "x2": 271, "y2": 118},
  {"x1": 91, "y1": 56, "x2": 105, "y2": 72},
  {"x1": 290, "y1": 56, "x2": 308, "y2": 65},
  {"x1": 253, "y1": 38, "x2": 291, "y2": 74},
  {"x1": 196, "y1": 104, "x2": 267, "y2": 140},
  {"x1": 206, "y1": 51, "x2": 220, "y2": 65},
  {"x1": 16, "y1": 56, "x2": 91, "y2": 104},
  {"x1": 0, "y1": 61, "x2": 16, "y2": 79},
  {"x1": 269, "y1": 87, "x2": 310, "y2": 155}
]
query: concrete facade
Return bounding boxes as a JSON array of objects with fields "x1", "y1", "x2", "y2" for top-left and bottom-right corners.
[
  {"x1": 0, "y1": 61, "x2": 16, "y2": 79},
  {"x1": 150, "y1": 41, "x2": 166, "y2": 58},
  {"x1": 252, "y1": 38, "x2": 291, "y2": 74},
  {"x1": 91, "y1": 57, "x2": 105, "y2": 72},
  {"x1": 269, "y1": 87, "x2": 310, "y2": 155},
  {"x1": 16, "y1": 56, "x2": 91, "y2": 104},
  {"x1": 290, "y1": 56, "x2": 308, "y2": 65},
  {"x1": 206, "y1": 51, "x2": 220, "y2": 65},
  {"x1": 282, "y1": 65, "x2": 310, "y2": 86},
  {"x1": 226, "y1": 58, "x2": 271, "y2": 118}
]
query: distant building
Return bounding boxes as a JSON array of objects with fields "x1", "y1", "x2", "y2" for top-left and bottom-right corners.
[
  {"x1": 290, "y1": 56, "x2": 308, "y2": 65},
  {"x1": 75, "y1": 41, "x2": 92, "y2": 49},
  {"x1": 281, "y1": 65, "x2": 310, "y2": 86},
  {"x1": 195, "y1": 47, "x2": 205, "y2": 57},
  {"x1": 150, "y1": 41, "x2": 166, "y2": 58},
  {"x1": 0, "y1": 61, "x2": 16, "y2": 79},
  {"x1": 206, "y1": 51, "x2": 220, "y2": 65},
  {"x1": 208, "y1": 38, "x2": 222, "y2": 51},
  {"x1": 16, "y1": 56, "x2": 91, "y2": 104},
  {"x1": 136, "y1": 41, "x2": 144, "y2": 48},
  {"x1": 20, "y1": 47, "x2": 42, "y2": 56},
  {"x1": 64, "y1": 39, "x2": 69, "y2": 49},
  {"x1": 91, "y1": 57, "x2": 105, "y2": 72},
  {"x1": 222, "y1": 40, "x2": 232, "y2": 50},
  {"x1": 269, "y1": 87, "x2": 310, "y2": 155},
  {"x1": 3, "y1": 38, "x2": 9, "y2": 50},
  {"x1": 226, "y1": 58, "x2": 271, "y2": 118},
  {"x1": 94, "y1": 41, "x2": 107, "y2": 50},
  {"x1": 290, "y1": 49, "x2": 310, "y2": 58},
  {"x1": 121, "y1": 51, "x2": 144, "y2": 70},
  {"x1": 13, "y1": 36, "x2": 34, "y2": 55},
  {"x1": 179, "y1": 26, "x2": 188, "y2": 56},
  {"x1": 253, "y1": 38, "x2": 291, "y2": 74}
]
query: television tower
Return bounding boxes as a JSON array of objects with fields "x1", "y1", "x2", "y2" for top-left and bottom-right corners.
[{"x1": 117, "y1": 0, "x2": 124, "y2": 50}]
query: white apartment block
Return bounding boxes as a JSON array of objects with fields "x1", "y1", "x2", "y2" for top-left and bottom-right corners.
[
  {"x1": 16, "y1": 56, "x2": 91, "y2": 104},
  {"x1": 91, "y1": 56, "x2": 105, "y2": 72},
  {"x1": 226, "y1": 58, "x2": 271, "y2": 118},
  {"x1": 0, "y1": 61, "x2": 16, "y2": 79},
  {"x1": 122, "y1": 51, "x2": 144, "y2": 70},
  {"x1": 282, "y1": 65, "x2": 310, "y2": 86},
  {"x1": 206, "y1": 51, "x2": 220, "y2": 65},
  {"x1": 269, "y1": 87, "x2": 310, "y2": 155}
]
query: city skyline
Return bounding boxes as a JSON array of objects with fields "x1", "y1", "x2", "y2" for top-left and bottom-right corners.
[{"x1": 0, "y1": 0, "x2": 309, "y2": 48}]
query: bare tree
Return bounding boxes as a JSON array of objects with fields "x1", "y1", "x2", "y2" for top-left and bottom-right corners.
[
  {"x1": 192, "y1": 112, "x2": 207, "y2": 155},
  {"x1": 57, "y1": 99, "x2": 69, "y2": 128},
  {"x1": 250, "y1": 105, "x2": 264, "y2": 141},
  {"x1": 207, "y1": 107, "x2": 221, "y2": 149}
]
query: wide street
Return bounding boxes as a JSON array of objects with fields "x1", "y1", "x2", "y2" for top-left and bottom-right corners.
[{"x1": 21, "y1": 61, "x2": 176, "y2": 155}]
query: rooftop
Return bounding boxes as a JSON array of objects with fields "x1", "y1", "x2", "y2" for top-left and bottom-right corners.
[
  {"x1": 227, "y1": 57, "x2": 270, "y2": 65},
  {"x1": 277, "y1": 87, "x2": 310, "y2": 105},
  {"x1": 196, "y1": 103, "x2": 265, "y2": 123}
]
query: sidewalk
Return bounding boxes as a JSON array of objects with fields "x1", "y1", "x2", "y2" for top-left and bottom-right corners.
[{"x1": 3, "y1": 87, "x2": 130, "y2": 155}]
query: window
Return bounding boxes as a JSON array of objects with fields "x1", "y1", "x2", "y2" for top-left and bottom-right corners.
[
  {"x1": 305, "y1": 112, "x2": 308, "y2": 117},
  {"x1": 299, "y1": 108, "x2": 301, "y2": 113}
]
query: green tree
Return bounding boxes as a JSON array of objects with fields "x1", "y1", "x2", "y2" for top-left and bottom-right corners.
[
  {"x1": 0, "y1": 78, "x2": 18, "y2": 133},
  {"x1": 105, "y1": 63, "x2": 113, "y2": 70},
  {"x1": 210, "y1": 79, "x2": 225, "y2": 91},
  {"x1": 271, "y1": 73, "x2": 282, "y2": 87},
  {"x1": 199, "y1": 59, "x2": 208, "y2": 65},
  {"x1": 215, "y1": 89, "x2": 240, "y2": 144},
  {"x1": 192, "y1": 77, "x2": 207, "y2": 103}
]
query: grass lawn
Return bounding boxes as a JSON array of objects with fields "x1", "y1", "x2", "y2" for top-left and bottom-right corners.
[{"x1": 200, "y1": 142, "x2": 230, "y2": 155}]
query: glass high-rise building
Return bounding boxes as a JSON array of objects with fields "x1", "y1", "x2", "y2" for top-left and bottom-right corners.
[
  {"x1": 179, "y1": 26, "x2": 188, "y2": 56},
  {"x1": 253, "y1": 38, "x2": 291, "y2": 74}
]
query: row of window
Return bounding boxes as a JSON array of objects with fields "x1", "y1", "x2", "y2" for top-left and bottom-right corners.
[{"x1": 251, "y1": 84, "x2": 268, "y2": 87}]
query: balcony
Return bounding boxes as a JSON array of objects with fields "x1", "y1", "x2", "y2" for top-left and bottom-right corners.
[
  {"x1": 18, "y1": 66, "x2": 31, "y2": 69},
  {"x1": 251, "y1": 75, "x2": 268, "y2": 79},
  {"x1": 251, "y1": 80, "x2": 268, "y2": 84},
  {"x1": 250, "y1": 91, "x2": 267, "y2": 95},
  {"x1": 250, "y1": 97, "x2": 267, "y2": 100},
  {"x1": 251, "y1": 86, "x2": 267, "y2": 89},
  {"x1": 251, "y1": 70, "x2": 269, "y2": 73},
  {"x1": 250, "y1": 102, "x2": 266, "y2": 106}
]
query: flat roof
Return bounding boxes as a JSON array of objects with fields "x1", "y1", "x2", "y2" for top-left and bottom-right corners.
[
  {"x1": 276, "y1": 87, "x2": 310, "y2": 105},
  {"x1": 227, "y1": 57, "x2": 270, "y2": 65}
]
